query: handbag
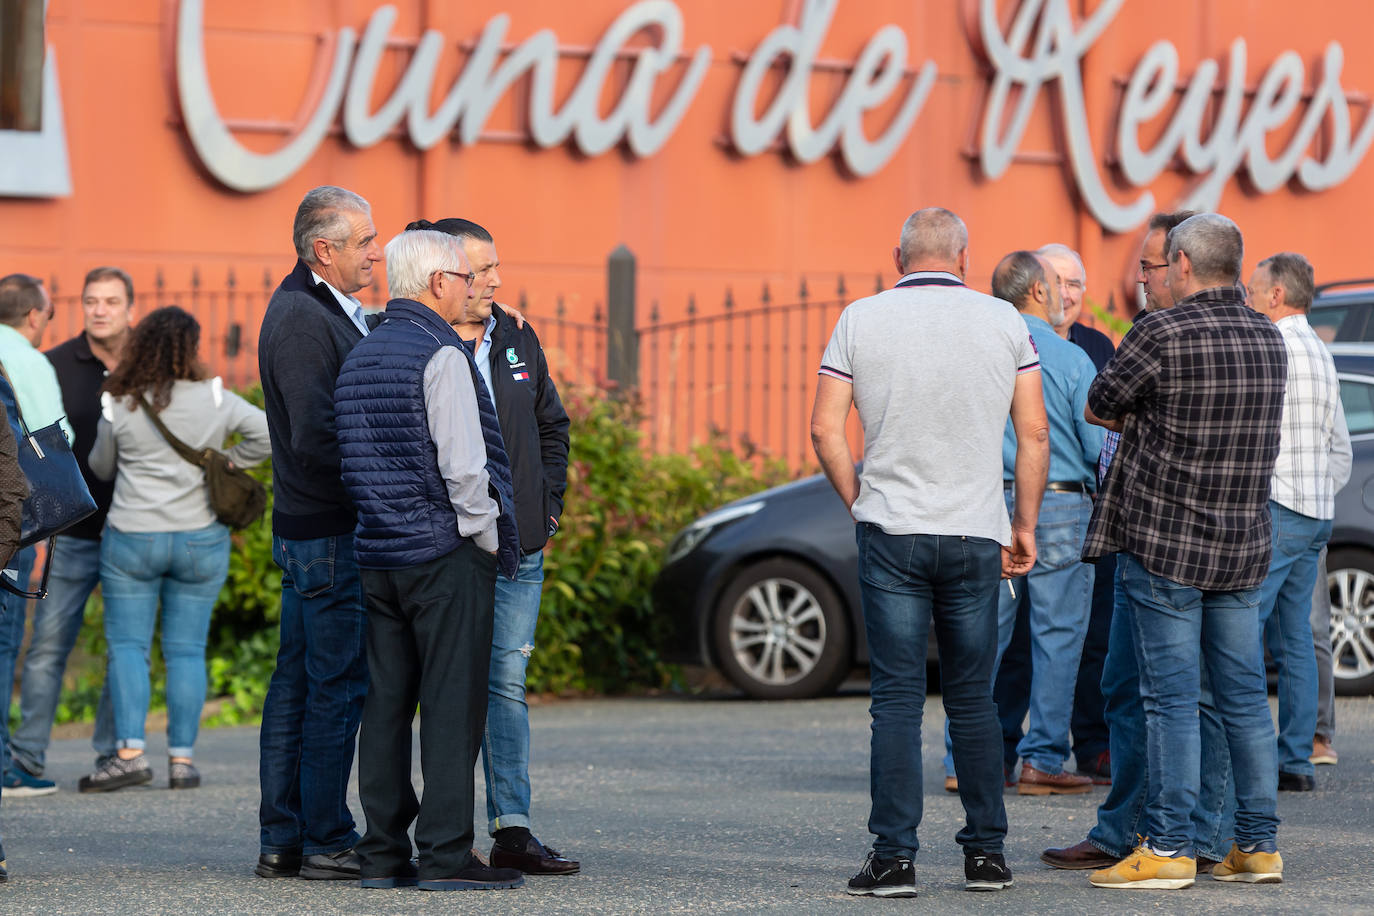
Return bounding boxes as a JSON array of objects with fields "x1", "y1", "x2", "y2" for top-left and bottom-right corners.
[
  {"x1": 0, "y1": 364, "x2": 97, "y2": 600},
  {"x1": 136, "y1": 394, "x2": 267, "y2": 529}
]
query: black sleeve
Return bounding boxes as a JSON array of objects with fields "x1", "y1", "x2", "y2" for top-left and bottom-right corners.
[
  {"x1": 269, "y1": 329, "x2": 347, "y2": 477},
  {"x1": 530, "y1": 332, "x2": 570, "y2": 523}
]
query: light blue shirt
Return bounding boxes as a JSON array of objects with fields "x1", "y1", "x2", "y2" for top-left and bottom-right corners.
[
  {"x1": 0, "y1": 323, "x2": 73, "y2": 444},
  {"x1": 311, "y1": 271, "x2": 369, "y2": 337},
  {"x1": 462, "y1": 314, "x2": 498, "y2": 406},
  {"x1": 1002, "y1": 313, "x2": 1104, "y2": 488}
]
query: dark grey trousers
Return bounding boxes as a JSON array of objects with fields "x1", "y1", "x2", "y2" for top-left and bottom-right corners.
[{"x1": 355, "y1": 541, "x2": 497, "y2": 879}]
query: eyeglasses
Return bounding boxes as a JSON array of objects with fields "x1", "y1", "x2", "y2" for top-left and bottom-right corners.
[
  {"x1": 438, "y1": 270, "x2": 474, "y2": 287},
  {"x1": 1139, "y1": 262, "x2": 1169, "y2": 274}
]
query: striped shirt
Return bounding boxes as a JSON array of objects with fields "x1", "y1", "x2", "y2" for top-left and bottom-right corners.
[
  {"x1": 1081, "y1": 286, "x2": 1288, "y2": 591},
  {"x1": 1271, "y1": 314, "x2": 1350, "y2": 520}
]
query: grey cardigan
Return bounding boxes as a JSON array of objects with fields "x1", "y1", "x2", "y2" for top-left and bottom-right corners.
[{"x1": 90, "y1": 378, "x2": 270, "y2": 533}]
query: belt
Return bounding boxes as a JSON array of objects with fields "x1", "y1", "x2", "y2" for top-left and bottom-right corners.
[{"x1": 1003, "y1": 480, "x2": 1089, "y2": 494}]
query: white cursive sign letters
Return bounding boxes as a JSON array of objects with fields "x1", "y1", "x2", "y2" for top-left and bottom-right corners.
[
  {"x1": 171, "y1": 0, "x2": 1374, "y2": 233},
  {"x1": 729, "y1": 0, "x2": 936, "y2": 176}
]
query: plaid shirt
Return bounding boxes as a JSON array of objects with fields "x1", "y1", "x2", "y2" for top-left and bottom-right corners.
[
  {"x1": 1271, "y1": 314, "x2": 1348, "y2": 519},
  {"x1": 1081, "y1": 286, "x2": 1288, "y2": 590}
]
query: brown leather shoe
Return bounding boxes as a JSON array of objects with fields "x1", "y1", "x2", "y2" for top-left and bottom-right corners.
[
  {"x1": 1311, "y1": 737, "x2": 1338, "y2": 766},
  {"x1": 944, "y1": 775, "x2": 958, "y2": 793},
  {"x1": 1017, "y1": 763, "x2": 1092, "y2": 795},
  {"x1": 489, "y1": 836, "x2": 580, "y2": 875},
  {"x1": 1039, "y1": 840, "x2": 1119, "y2": 870}
]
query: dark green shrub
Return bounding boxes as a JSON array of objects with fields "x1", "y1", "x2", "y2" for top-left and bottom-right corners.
[
  {"x1": 53, "y1": 382, "x2": 794, "y2": 724},
  {"x1": 529, "y1": 387, "x2": 793, "y2": 693}
]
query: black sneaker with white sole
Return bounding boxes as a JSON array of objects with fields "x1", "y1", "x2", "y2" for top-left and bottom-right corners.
[
  {"x1": 964, "y1": 852, "x2": 1013, "y2": 891},
  {"x1": 847, "y1": 851, "x2": 916, "y2": 898}
]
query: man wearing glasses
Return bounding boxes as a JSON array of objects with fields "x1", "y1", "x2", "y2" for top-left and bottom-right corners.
[
  {"x1": 411, "y1": 218, "x2": 575, "y2": 876},
  {"x1": 335, "y1": 228, "x2": 523, "y2": 891}
]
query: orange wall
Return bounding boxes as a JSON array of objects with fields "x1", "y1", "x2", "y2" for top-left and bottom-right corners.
[{"x1": 5, "y1": 1, "x2": 1374, "y2": 350}]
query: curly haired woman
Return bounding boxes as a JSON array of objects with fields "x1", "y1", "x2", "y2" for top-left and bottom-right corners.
[{"x1": 81, "y1": 306, "x2": 269, "y2": 792}]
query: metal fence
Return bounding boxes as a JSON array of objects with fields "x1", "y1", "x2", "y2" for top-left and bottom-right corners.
[{"x1": 45, "y1": 264, "x2": 872, "y2": 470}]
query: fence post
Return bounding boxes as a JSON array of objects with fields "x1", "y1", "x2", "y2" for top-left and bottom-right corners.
[{"x1": 606, "y1": 244, "x2": 637, "y2": 390}]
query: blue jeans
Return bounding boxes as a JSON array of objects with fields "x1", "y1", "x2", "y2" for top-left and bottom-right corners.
[
  {"x1": 259, "y1": 533, "x2": 368, "y2": 857},
  {"x1": 857, "y1": 523, "x2": 1006, "y2": 858},
  {"x1": 942, "y1": 490, "x2": 1093, "y2": 776},
  {"x1": 11, "y1": 535, "x2": 115, "y2": 775},
  {"x1": 481, "y1": 550, "x2": 544, "y2": 834},
  {"x1": 1256, "y1": 501, "x2": 1331, "y2": 778},
  {"x1": 101, "y1": 525, "x2": 229, "y2": 756},
  {"x1": 1088, "y1": 557, "x2": 1235, "y2": 859},
  {"x1": 1119, "y1": 552, "x2": 1278, "y2": 852},
  {"x1": 1, "y1": 545, "x2": 37, "y2": 778}
]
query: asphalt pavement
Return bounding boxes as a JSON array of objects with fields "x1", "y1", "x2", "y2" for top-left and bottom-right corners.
[{"x1": 2, "y1": 686, "x2": 1372, "y2": 914}]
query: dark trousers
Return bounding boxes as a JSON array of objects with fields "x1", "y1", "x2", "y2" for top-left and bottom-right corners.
[
  {"x1": 356, "y1": 541, "x2": 497, "y2": 879},
  {"x1": 994, "y1": 552, "x2": 1115, "y2": 769}
]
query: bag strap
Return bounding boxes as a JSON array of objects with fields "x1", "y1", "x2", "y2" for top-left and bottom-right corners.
[
  {"x1": 133, "y1": 394, "x2": 210, "y2": 471},
  {"x1": 0, "y1": 536, "x2": 54, "y2": 600},
  {"x1": 0, "y1": 361, "x2": 33, "y2": 439}
]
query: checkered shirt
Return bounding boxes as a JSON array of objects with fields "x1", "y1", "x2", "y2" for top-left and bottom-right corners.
[
  {"x1": 1271, "y1": 314, "x2": 1344, "y2": 520},
  {"x1": 1081, "y1": 286, "x2": 1288, "y2": 590}
]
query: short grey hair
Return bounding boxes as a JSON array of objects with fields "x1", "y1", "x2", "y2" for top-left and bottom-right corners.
[
  {"x1": 385, "y1": 230, "x2": 465, "y2": 300},
  {"x1": 897, "y1": 208, "x2": 968, "y2": 269},
  {"x1": 991, "y1": 251, "x2": 1046, "y2": 310},
  {"x1": 1166, "y1": 213, "x2": 1244, "y2": 285},
  {"x1": 1258, "y1": 252, "x2": 1316, "y2": 312},
  {"x1": 293, "y1": 186, "x2": 371, "y2": 263},
  {"x1": 1036, "y1": 243, "x2": 1086, "y2": 284}
]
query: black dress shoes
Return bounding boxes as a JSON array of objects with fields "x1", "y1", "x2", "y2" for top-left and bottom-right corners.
[
  {"x1": 255, "y1": 852, "x2": 302, "y2": 879},
  {"x1": 1278, "y1": 771, "x2": 1316, "y2": 792},
  {"x1": 490, "y1": 836, "x2": 580, "y2": 875},
  {"x1": 299, "y1": 847, "x2": 363, "y2": 880}
]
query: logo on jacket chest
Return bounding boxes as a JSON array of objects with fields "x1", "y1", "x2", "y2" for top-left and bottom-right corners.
[{"x1": 505, "y1": 346, "x2": 527, "y2": 372}]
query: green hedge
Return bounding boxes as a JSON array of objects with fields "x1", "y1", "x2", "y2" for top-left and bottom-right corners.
[{"x1": 48, "y1": 383, "x2": 793, "y2": 727}]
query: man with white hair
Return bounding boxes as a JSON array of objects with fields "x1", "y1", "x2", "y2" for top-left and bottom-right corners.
[
  {"x1": 1081, "y1": 213, "x2": 1287, "y2": 890},
  {"x1": 335, "y1": 229, "x2": 522, "y2": 891}
]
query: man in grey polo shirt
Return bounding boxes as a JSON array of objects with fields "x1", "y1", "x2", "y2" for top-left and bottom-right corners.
[{"x1": 812, "y1": 207, "x2": 1049, "y2": 897}]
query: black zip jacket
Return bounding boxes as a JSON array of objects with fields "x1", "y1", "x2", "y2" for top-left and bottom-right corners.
[
  {"x1": 258, "y1": 259, "x2": 366, "y2": 539},
  {"x1": 478, "y1": 306, "x2": 570, "y2": 554}
]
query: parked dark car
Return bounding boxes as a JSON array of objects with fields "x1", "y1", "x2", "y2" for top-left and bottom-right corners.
[
  {"x1": 1310, "y1": 279, "x2": 1374, "y2": 343},
  {"x1": 655, "y1": 348, "x2": 1374, "y2": 699}
]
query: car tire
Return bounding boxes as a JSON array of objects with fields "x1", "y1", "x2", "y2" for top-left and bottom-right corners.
[
  {"x1": 1327, "y1": 547, "x2": 1374, "y2": 696},
  {"x1": 711, "y1": 558, "x2": 852, "y2": 700}
]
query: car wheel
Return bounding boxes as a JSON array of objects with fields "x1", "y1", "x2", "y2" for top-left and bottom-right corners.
[
  {"x1": 711, "y1": 558, "x2": 852, "y2": 700},
  {"x1": 1327, "y1": 547, "x2": 1374, "y2": 696}
]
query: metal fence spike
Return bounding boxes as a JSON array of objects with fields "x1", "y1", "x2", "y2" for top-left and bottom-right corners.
[
  {"x1": 650, "y1": 299, "x2": 660, "y2": 323},
  {"x1": 227, "y1": 266, "x2": 236, "y2": 289},
  {"x1": 874, "y1": 272, "x2": 883, "y2": 294},
  {"x1": 687, "y1": 293, "x2": 697, "y2": 315},
  {"x1": 761, "y1": 281, "x2": 771, "y2": 305},
  {"x1": 837, "y1": 274, "x2": 846, "y2": 297},
  {"x1": 799, "y1": 276, "x2": 808, "y2": 300},
  {"x1": 724, "y1": 286, "x2": 734, "y2": 309}
]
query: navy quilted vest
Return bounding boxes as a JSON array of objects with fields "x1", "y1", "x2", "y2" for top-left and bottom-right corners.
[{"x1": 335, "y1": 298, "x2": 519, "y2": 576}]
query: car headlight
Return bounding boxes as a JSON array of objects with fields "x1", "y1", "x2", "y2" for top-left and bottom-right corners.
[{"x1": 665, "y1": 501, "x2": 765, "y2": 564}]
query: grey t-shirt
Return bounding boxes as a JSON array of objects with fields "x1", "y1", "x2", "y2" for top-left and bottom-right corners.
[{"x1": 819, "y1": 273, "x2": 1039, "y2": 545}]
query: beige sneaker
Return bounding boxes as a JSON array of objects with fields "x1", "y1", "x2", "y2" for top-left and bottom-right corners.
[
  {"x1": 1211, "y1": 843, "x2": 1283, "y2": 883},
  {"x1": 1089, "y1": 845, "x2": 1195, "y2": 889},
  {"x1": 1310, "y1": 737, "x2": 1338, "y2": 766}
]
